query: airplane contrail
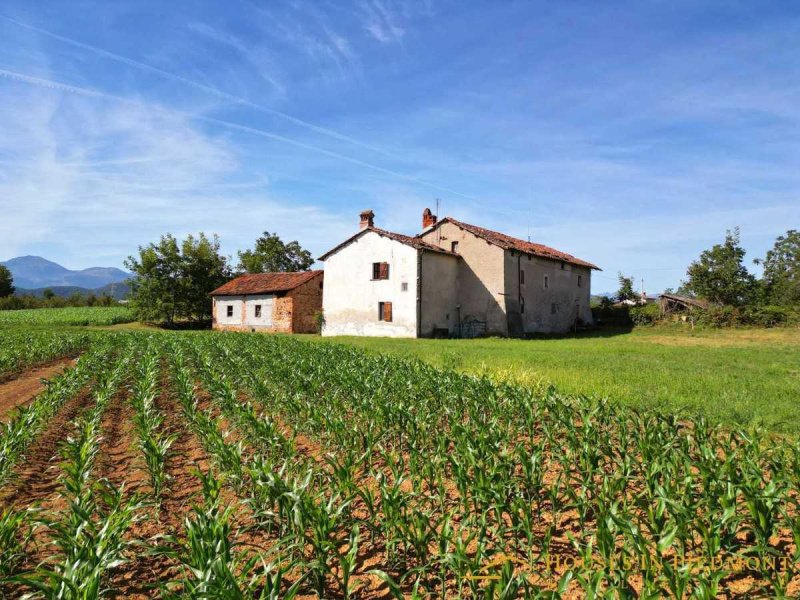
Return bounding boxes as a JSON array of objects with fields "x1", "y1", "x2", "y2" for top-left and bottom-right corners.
[
  {"x1": 0, "y1": 68, "x2": 478, "y2": 201},
  {"x1": 0, "y1": 14, "x2": 396, "y2": 159}
]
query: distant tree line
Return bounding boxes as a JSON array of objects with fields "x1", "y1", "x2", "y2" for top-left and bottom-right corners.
[
  {"x1": 603, "y1": 228, "x2": 800, "y2": 327},
  {"x1": 124, "y1": 230, "x2": 314, "y2": 326}
]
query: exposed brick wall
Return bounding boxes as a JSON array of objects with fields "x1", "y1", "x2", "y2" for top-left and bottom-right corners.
[
  {"x1": 289, "y1": 272, "x2": 324, "y2": 333},
  {"x1": 273, "y1": 295, "x2": 293, "y2": 332}
]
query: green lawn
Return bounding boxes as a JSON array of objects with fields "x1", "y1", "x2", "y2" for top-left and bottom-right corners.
[{"x1": 307, "y1": 326, "x2": 800, "y2": 433}]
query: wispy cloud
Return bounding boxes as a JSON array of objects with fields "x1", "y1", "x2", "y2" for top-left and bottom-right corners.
[{"x1": 361, "y1": 0, "x2": 406, "y2": 43}]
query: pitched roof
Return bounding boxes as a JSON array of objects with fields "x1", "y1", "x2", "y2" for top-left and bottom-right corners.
[
  {"x1": 210, "y1": 270, "x2": 322, "y2": 296},
  {"x1": 427, "y1": 217, "x2": 600, "y2": 270},
  {"x1": 318, "y1": 227, "x2": 458, "y2": 261}
]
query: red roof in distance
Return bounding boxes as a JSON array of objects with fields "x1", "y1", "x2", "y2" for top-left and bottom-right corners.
[{"x1": 210, "y1": 270, "x2": 322, "y2": 296}]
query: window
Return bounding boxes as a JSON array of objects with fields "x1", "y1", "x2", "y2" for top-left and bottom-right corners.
[
  {"x1": 578, "y1": 275, "x2": 582, "y2": 288},
  {"x1": 451, "y1": 241, "x2": 459, "y2": 253},
  {"x1": 254, "y1": 304, "x2": 262, "y2": 318},
  {"x1": 401, "y1": 282, "x2": 409, "y2": 292},
  {"x1": 520, "y1": 270, "x2": 525, "y2": 285},
  {"x1": 560, "y1": 262, "x2": 565, "y2": 270},
  {"x1": 520, "y1": 297, "x2": 525, "y2": 313},
  {"x1": 551, "y1": 302, "x2": 557, "y2": 314},
  {"x1": 378, "y1": 301, "x2": 393, "y2": 322},
  {"x1": 544, "y1": 275, "x2": 549, "y2": 289},
  {"x1": 372, "y1": 262, "x2": 389, "y2": 280},
  {"x1": 226, "y1": 305, "x2": 234, "y2": 318}
]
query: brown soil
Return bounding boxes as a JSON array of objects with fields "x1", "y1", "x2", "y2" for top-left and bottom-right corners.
[
  {"x1": 107, "y1": 374, "x2": 211, "y2": 599},
  {"x1": 0, "y1": 357, "x2": 78, "y2": 422},
  {"x1": 0, "y1": 385, "x2": 94, "y2": 511}
]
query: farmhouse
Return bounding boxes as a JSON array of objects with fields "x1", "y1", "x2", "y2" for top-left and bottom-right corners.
[
  {"x1": 319, "y1": 209, "x2": 599, "y2": 337},
  {"x1": 210, "y1": 271, "x2": 323, "y2": 333}
]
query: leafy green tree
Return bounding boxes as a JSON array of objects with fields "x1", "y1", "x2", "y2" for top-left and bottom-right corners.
[
  {"x1": 755, "y1": 230, "x2": 800, "y2": 306},
  {"x1": 616, "y1": 273, "x2": 636, "y2": 302},
  {"x1": 42, "y1": 288, "x2": 55, "y2": 300},
  {"x1": 126, "y1": 233, "x2": 231, "y2": 324},
  {"x1": 237, "y1": 231, "x2": 314, "y2": 273},
  {"x1": 683, "y1": 227, "x2": 756, "y2": 306},
  {"x1": 0, "y1": 266, "x2": 14, "y2": 297}
]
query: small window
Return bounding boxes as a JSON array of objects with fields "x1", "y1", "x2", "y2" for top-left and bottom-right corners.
[
  {"x1": 226, "y1": 305, "x2": 234, "y2": 318},
  {"x1": 551, "y1": 302, "x2": 557, "y2": 314},
  {"x1": 401, "y1": 282, "x2": 409, "y2": 292},
  {"x1": 544, "y1": 275, "x2": 549, "y2": 289},
  {"x1": 520, "y1": 297, "x2": 525, "y2": 314},
  {"x1": 578, "y1": 275, "x2": 582, "y2": 288},
  {"x1": 520, "y1": 270, "x2": 525, "y2": 285},
  {"x1": 372, "y1": 262, "x2": 389, "y2": 280},
  {"x1": 451, "y1": 241, "x2": 459, "y2": 253},
  {"x1": 254, "y1": 304, "x2": 262, "y2": 318},
  {"x1": 378, "y1": 301, "x2": 393, "y2": 322},
  {"x1": 560, "y1": 262, "x2": 565, "y2": 270}
]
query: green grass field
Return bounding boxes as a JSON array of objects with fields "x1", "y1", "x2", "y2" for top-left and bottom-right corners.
[{"x1": 309, "y1": 326, "x2": 800, "y2": 433}]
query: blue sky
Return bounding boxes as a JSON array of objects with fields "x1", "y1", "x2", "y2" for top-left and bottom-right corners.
[{"x1": 1, "y1": 1, "x2": 798, "y2": 293}]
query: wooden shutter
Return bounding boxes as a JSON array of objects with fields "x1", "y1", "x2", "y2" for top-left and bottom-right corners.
[
  {"x1": 384, "y1": 301, "x2": 392, "y2": 322},
  {"x1": 379, "y1": 262, "x2": 389, "y2": 279}
]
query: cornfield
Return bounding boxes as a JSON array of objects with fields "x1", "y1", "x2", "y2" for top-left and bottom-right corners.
[
  {"x1": 0, "y1": 307, "x2": 134, "y2": 326},
  {"x1": 0, "y1": 331, "x2": 798, "y2": 598}
]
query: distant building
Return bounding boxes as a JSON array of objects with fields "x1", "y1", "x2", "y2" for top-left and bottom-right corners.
[
  {"x1": 210, "y1": 271, "x2": 323, "y2": 333},
  {"x1": 319, "y1": 209, "x2": 600, "y2": 337}
]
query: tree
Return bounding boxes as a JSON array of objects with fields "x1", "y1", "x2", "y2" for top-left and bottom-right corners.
[
  {"x1": 43, "y1": 288, "x2": 55, "y2": 300},
  {"x1": 755, "y1": 229, "x2": 800, "y2": 306},
  {"x1": 683, "y1": 227, "x2": 756, "y2": 306},
  {"x1": 616, "y1": 273, "x2": 636, "y2": 302},
  {"x1": 125, "y1": 233, "x2": 231, "y2": 325},
  {"x1": 0, "y1": 266, "x2": 14, "y2": 297},
  {"x1": 237, "y1": 231, "x2": 314, "y2": 274}
]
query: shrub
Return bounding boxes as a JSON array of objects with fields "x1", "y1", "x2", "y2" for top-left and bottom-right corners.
[{"x1": 629, "y1": 303, "x2": 660, "y2": 326}]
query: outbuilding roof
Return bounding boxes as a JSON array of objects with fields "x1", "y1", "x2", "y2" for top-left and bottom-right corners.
[
  {"x1": 424, "y1": 217, "x2": 600, "y2": 270},
  {"x1": 210, "y1": 270, "x2": 322, "y2": 296},
  {"x1": 318, "y1": 227, "x2": 458, "y2": 261}
]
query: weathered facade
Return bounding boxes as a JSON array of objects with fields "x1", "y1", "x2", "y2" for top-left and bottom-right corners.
[
  {"x1": 210, "y1": 271, "x2": 323, "y2": 333},
  {"x1": 319, "y1": 211, "x2": 458, "y2": 337},
  {"x1": 320, "y1": 210, "x2": 599, "y2": 338}
]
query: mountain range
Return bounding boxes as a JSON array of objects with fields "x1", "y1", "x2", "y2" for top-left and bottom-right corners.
[{"x1": 1, "y1": 256, "x2": 130, "y2": 298}]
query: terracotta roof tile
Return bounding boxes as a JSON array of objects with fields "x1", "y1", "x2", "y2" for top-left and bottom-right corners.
[
  {"x1": 210, "y1": 270, "x2": 322, "y2": 296},
  {"x1": 430, "y1": 217, "x2": 600, "y2": 270},
  {"x1": 319, "y1": 227, "x2": 458, "y2": 261}
]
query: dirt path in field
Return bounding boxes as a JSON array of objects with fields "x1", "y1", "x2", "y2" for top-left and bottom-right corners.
[
  {"x1": 0, "y1": 357, "x2": 78, "y2": 422},
  {"x1": 108, "y1": 373, "x2": 211, "y2": 599}
]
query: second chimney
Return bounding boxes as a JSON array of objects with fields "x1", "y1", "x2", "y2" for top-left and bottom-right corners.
[
  {"x1": 422, "y1": 207, "x2": 437, "y2": 229},
  {"x1": 359, "y1": 209, "x2": 375, "y2": 229}
]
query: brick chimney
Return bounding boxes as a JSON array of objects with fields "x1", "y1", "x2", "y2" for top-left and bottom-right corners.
[
  {"x1": 359, "y1": 209, "x2": 375, "y2": 229},
  {"x1": 422, "y1": 207, "x2": 437, "y2": 229}
]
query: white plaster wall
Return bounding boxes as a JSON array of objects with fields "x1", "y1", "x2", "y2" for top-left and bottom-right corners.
[
  {"x1": 215, "y1": 296, "x2": 243, "y2": 325},
  {"x1": 322, "y1": 231, "x2": 419, "y2": 337},
  {"x1": 244, "y1": 294, "x2": 275, "y2": 327},
  {"x1": 419, "y1": 252, "x2": 459, "y2": 336}
]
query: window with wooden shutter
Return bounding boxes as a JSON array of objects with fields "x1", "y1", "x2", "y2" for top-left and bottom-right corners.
[{"x1": 372, "y1": 262, "x2": 390, "y2": 280}]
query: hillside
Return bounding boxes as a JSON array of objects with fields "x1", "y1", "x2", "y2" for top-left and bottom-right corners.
[{"x1": 1, "y1": 256, "x2": 130, "y2": 290}]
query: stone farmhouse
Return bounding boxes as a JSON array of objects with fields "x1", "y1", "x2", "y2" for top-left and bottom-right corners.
[
  {"x1": 210, "y1": 271, "x2": 323, "y2": 333},
  {"x1": 319, "y1": 209, "x2": 599, "y2": 337}
]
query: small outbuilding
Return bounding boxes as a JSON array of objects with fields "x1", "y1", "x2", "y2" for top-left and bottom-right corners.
[
  {"x1": 210, "y1": 271, "x2": 323, "y2": 333},
  {"x1": 659, "y1": 293, "x2": 709, "y2": 318}
]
